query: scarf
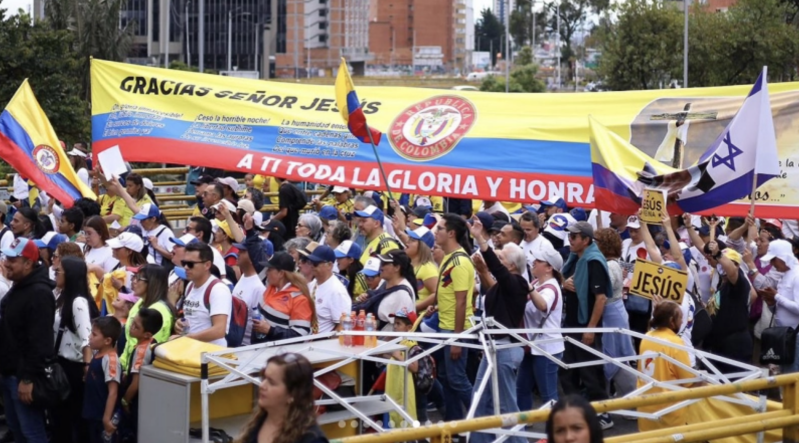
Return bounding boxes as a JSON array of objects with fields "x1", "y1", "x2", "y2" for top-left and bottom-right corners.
[{"x1": 562, "y1": 242, "x2": 612, "y2": 325}]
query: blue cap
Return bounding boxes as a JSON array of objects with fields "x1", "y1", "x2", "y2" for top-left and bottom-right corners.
[
  {"x1": 334, "y1": 240, "x2": 362, "y2": 260},
  {"x1": 523, "y1": 204, "x2": 539, "y2": 213},
  {"x1": 263, "y1": 239, "x2": 274, "y2": 257},
  {"x1": 422, "y1": 213, "x2": 438, "y2": 230},
  {"x1": 541, "y1": 198, "x2": 568, "y2": 211},
  {"x1": 174, "y1": 266, "x2": 188, "y2": 280},
  {"x1": 406, "y1": 226, "x2": 435, "y2": 248},
  {"x1": 169, "y1": 234, "x2": 198, "y2": 247},
  {"x1": 33, "y1": 232, "x2": 68, "y2": 251},
  {"x1": 570, "y1": 208, "x2": 587, "y2": 222},
  {"x1": 318, "y1": 205, "x2": 338, "y2": 221},
  {"x1": 306, "y1": 244, "x2": 336, "y2": 264},
  {"x1": 468, "y1": 211, "x2": 494, "y2": 230},
  {"x1": 362, "y1": 257, "x2": 381, "y2": 277},
  {"x1": 132, "y1": 203, "x2": 161, "y2": 220},
  {"x1": 354, "y1": 205, "x2": 384, "y2": 222},
  {"x1": 3, "y1": 237, "x2": 40, "y2": 261},
  {"x1": 123, "y1": 224, "x2": 143, "y2": 238}
]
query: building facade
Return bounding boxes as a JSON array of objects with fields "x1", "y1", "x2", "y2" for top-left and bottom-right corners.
[
  {"x1": 493, "y1": 0, "x2": 515, "y2": 25},
  {"x1": 368, "y1": 0, "x2": 473, "y2": 73}
]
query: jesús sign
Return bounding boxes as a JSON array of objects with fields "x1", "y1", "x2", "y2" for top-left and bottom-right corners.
[{"x1": 630, "y1": 258, "x2": 687, "y2": 304}]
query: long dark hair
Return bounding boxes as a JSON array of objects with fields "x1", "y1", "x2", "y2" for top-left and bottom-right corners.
[
  {"x1": 442, "y1": 213, "x2": 472, "y2": 253},
  {"x1": 138, "y1": 264, "x2": 172, "y2": 309},
  {"x1": 125, "y1": 173, "x2": 146, "y2": 201},
  {"x1": 18, "y1": 207, "x2": 46, "y2": 239},
  {"x1": 344, "y1": 259, "x2": 364, "y2": 296},
  {"x1": 388, "y1": 249, "x2": 418, "y2": 299},
  {"x1": 57, "y1": 256, "x2": 100, "y2": 333},
  {"x1": 236, "y1": 353, "x2": 317, "y2": 443},
  {"x1": 546, "y1": 395, "x2": 604, "y2": 443}
]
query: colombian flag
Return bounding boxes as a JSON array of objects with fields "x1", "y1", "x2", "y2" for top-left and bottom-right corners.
[
  {"x1": 335, "y1": 58, "x2": 382, "y2": 145},
  {"x1": 589, "y1": 116, "x2": 675, "y2": 215},
  {"x1": 0, "y1": 80, "x2": 96, "y2": 208}
]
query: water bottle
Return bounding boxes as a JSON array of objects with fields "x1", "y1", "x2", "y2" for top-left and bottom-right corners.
[
  {"x1": 179, "y1": 317, "x2": 190, "y2": 336},
  {"x1": 365, "y1": 313, "x2": 376, "y2": 348},
  {"x1": 342, "y1": 313, "x2": 353, "y2": 347},
  {"x1": 252, "y1": 307, "x2": 266, "y2": 341},
  {"x1": 101, "y1": 410, "x2": 121, "y2": 442}
]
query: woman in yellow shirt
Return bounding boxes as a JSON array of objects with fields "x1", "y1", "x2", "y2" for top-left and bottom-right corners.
[
  {"x1": 105, "y1": 173, "x2": 154, "y2": 227},
  {"x1": 405, "y1": 226, "x2": 438, "y2": 302},
  {"x1": 637, "y1": 300, "x2": 698, "y2": 432}
]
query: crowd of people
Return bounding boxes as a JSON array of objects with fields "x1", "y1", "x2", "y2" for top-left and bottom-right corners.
[{"x1": 2, "y1": 156, "x2": 799, "y2": 443}]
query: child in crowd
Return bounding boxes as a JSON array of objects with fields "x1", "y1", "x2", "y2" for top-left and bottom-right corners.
[
  {"x1": 121, "y1": 308, "x2": 163, "y2": 440},
  {"x1": 83, "y1": 317, "x2": 123, "y2": 443},
  {"x1": 111, "y1": 292, "x2": 138, "y2": 356},
  {"x1": 384, "y1": 309, "x2": 421, "y2": 428}
]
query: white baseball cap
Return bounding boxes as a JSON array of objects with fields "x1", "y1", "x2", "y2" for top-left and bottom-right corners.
[
  {"x1": 66, "y1": 148, "x2": 87, "y2": 158},
  {"x1": 362, "y1": 257, "x2": 382, "y2": 277},
  {"x1": 217, "y1": 177, "x2": 239, "y2": 193},
  {"x1": 761, "y1": 239, "x2": 795, "y2": 266},
  {"x1": 107, "y1": 232, "x2": 145, "y2": 253},
  {"x1": 142, "y1": 178, "x2": 154, "y2": 191},
  {"x1": 331, "y1": 186, "x2": 349, "y2": 194},
  {"x1": 531, "y1": 242, "x2": 564, "y2": 272},
  {"x1": 627, "y1": 215, "x2": 641, "y2": 229}
]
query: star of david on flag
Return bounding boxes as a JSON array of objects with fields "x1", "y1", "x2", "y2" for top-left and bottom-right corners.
[{"x1": 590, "y1": 66, "x2": 781, "y2": 215}]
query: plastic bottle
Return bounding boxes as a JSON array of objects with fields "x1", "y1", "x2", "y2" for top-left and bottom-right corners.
[
  {"x1": 365, "y1": 313, "x2": 376, "y2": 348},
  {"x1": 179, "y1": 317, "x2": 190, "y2": 336},
  {"x1": 252, "y1": 307, "x2": 266, "y2": 342},
  {"x1": 354, "y1": 310, "x2": 366, "y2": 346},
  {"x1": 342, "y1": 313, "x2": 353, "y2": 347},
  {"x1": 338, "y1": 313, "x2": 348, "y2": 346},
  {"x1": 102, "y1": 410, "x2": 121, "y2": 442}
]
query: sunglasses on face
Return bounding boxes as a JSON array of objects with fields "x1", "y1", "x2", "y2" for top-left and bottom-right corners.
[{"x1": 181, "y1": 260, "x2": 208, "y2": 269}]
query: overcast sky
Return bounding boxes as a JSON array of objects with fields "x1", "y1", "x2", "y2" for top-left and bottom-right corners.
[{"x1": 4, "y1": 0, "x2": 495, "y2": 20}]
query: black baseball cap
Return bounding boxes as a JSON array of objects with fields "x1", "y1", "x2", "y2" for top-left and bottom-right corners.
[
  {"x1": 261, "y1": 251, "x2": 295, "y2": 272},
  {"x1": 190, "y1": 174, "x2": 215, "y2": 186}
]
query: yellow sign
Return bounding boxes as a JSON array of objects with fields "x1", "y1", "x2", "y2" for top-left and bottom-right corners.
[
  {"x1": 629, "y1": 258, "x2": 687, "y2": 304},
  {"x1": 640, "y1": 189, "x2": 667, "y2": 224}
]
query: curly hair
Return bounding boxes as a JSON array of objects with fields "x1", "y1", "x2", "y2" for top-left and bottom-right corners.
[
  {"x1": 594, "y1": 228, "x2": 622, "y2": 260},
  {"x1": 236, "y1": 353, "x2": 318, "y2": 443}
]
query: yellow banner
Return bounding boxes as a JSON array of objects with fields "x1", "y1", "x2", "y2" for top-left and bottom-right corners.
[
  {"x1": 629, "y1": 258, "x2": 687, "y2": 304},
  {"x1": 90, "y1": 59, "x2": 799, "y2": 215}
]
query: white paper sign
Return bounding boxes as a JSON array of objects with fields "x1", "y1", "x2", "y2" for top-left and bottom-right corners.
[{"x1": 97, "y1": 145, "x2": 128, "y2": 181}]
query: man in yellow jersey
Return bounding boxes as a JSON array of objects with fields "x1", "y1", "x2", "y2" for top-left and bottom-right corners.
[
  {"x1": 354, "y1": 205, "x2": 401, "y2": 265},
  {"x1": 433, "y1": 213, "x2": 475, "y2": 422},
  {"x1": 313, "y1": 186, "x2": 354, "y2": 222},
  {"x1": 189, "y1": 174, "x2": 215, "y2": 218}
]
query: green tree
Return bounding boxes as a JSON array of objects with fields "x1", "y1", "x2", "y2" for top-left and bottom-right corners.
[
  {"x1": 45, "y1": 0, "x2": 133, "y2": 101},
  {"x1": 475, "y1": 8, "x2": 505, "y2": 66},
  {"x1": 516, "y1": 46, "x2": 534, "y2": 66},
  {"x1": 0, "y1": 9, "x2": 88, "y2": 144},
  {"x1": 689, "y1": 0, "x2": 799, "y2": 86},
  {"x1": 479, "y1": 63, "x2": 545, "y2": 92},
  {"x1": 595, "y1": 0, "x2": 683, "y2": 90}
]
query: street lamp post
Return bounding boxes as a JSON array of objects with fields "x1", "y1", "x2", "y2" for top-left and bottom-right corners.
[
  {"x1": 164, "y1": 0, "x2": 170, "y2": 68},
  {"x1": 505, "y1": 0, "x2": 510, "y2": 93},
  {"x1": 228, "y1": 9, "x2": 251, "y2": 72},
  {"x1": 185, "y1": 0, "x2": 190, "y2": 68},
  {"x1": 684, "y1": 0, "x2": 689, "y2": 88},
  {"x1": 198, "y1": 0, "x2": 204, "y2": 72},
  {"x1": 556, "y1": 2, "x2": 561, "y2": 89}
]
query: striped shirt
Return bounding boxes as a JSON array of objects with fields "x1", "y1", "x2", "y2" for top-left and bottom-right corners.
[{"x1": 259, "y1": 283, "x2": 313, "y2": 338}]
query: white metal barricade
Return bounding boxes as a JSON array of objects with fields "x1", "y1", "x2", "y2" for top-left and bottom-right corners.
[{"x1": 198, "y1": 318, "x2": 765, "y2": 443}]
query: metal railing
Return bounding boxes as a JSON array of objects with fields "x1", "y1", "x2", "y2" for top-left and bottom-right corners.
[{"x1": 333, "y1": 373, "x2": 799, "y2": 443}]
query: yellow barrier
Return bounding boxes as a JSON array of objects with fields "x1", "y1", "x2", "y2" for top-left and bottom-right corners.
[{"x1": 332, "y1": 374, "x2": 799, "y2": 443}]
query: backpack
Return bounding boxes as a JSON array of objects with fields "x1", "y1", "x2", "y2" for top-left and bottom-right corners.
[
  {"x1": 146, "y1": 226, "x2": 175, "y2": 273},
  {"x1": 408, "y1": 344, "x2": 436, "y2": 394},
  {"x1": 186, "y1": 278, "x2": 248, "y2": 347}
]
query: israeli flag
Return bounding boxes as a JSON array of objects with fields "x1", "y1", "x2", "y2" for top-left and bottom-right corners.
[{"x1": 678, "y1": 66, "x2": 781, "y2": 212}]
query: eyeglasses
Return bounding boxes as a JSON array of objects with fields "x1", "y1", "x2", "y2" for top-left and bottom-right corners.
[
  {"x1": 134, "y1": 275, "x2": 148, "y2": 282},
  {"x1": 181, "y1": 260, "x2": 209, "y2": 269},
  {"x1": 52, "y1": 254, "x2": 60, "y2": 259}
]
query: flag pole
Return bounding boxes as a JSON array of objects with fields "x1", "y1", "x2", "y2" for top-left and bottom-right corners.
[
  {"x1": 749, "y1": 172, "x2": 758, "y2": 217},
  {"x1": 364, "y1": 127, "x2": 397, "y2": 205}
]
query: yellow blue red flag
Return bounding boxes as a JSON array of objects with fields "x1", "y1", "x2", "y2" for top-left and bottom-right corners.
[
  {"x1": 0, "y1": 80, "x2": 96, "y2": 208},
  {"x1": 335, "y1": 58, "x2": 382, "y2": 145}
]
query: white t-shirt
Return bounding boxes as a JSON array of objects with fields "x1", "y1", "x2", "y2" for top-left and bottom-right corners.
[
  {"x1": 232, "y1": 274, "x2": 265, "y2": 346},
  {"x1": 12, "y1": 174, "x2": 28, "y2": 200},
  {"x1": 782, "y1": 220, "x2": 799, "y2": 239},
  {"x1": 211, "y1": 247, "x2": 226, "y2": 277},
  {"x1": 184, "y1": 277, "x2": 233, "y2": 347},
  {"x1": 84, "y1": 245, "x2": 119, "y2": 273},
  {"x1": 690, "y1": 246, "x2": 713, "y2": 303},
  {"x1": 524, "y1": 277, "x2": 564, "y2": 356},
  {"x1": 53, "y1": 296, "x2": 92, "y2": 363},
  {"x1": 0, "y1": 227, "x2": 14, "y2": 259},
  {"x1": 621, "y1": 239, "x2": 649, "y2": 265},
  {"x1": 144, "y1": 225, "x2": 174, "y2": 265},
  {"x1": 77, "y1": 168, "x2": 90, "y2": 187},
  {"x1": 376, "y1": 280, "x2": 416, "y2": 331},
  {"x1": 679, "y1": 293, "x2": 697, "y2": 367},
  {"x1": 311, "y1": 276, "x2": 351, "y2": 333}
]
